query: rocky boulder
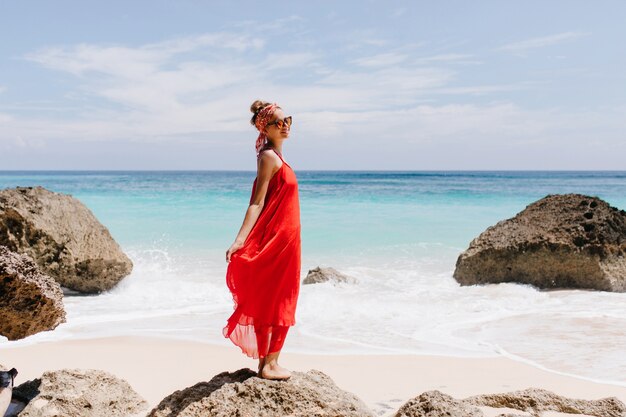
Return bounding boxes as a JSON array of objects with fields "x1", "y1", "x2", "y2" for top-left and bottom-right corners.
[
  {"x1": 454, "y1": 194, "x2": 626, "y2": 292},
  {"x1": 395, "y1": 390, "x2": 483, "y2": 417},
  {"x1": 0, "y1": 245, "x2": 66, "y2": 340},
  {"x1": 148, "y1": 368, "x2": 375, "y2": 417},
  {"x1": 0, "y1": 186, "x2": 133, "y2": 293},
  {"x1": 395, "y1": 388, "x2": 625, "y2": 417},
  {"x1": 11, "y1": 368, "x2": 148, "y2": 417},
  {"x1": 465, "y1": 387, "x2": 626, "y2": 417},
  {"x1": 303, "y1": 266, "x2": 358, "y2": 285}
]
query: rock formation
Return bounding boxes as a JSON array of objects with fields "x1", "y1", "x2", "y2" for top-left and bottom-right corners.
[
  {"x1": 0, "y1": 246, "x2": 66, "y2": 340},
  {"x1": 0, "y1": 186, "x2": 133, "y2": 293},
  {"x1": 11, "y1": 368, "x2": 148, "y2": 417},
  {"x1": 303, "y1": 266, "x2": 358, "y2": 285},
  {"x1": 394, "y1": 390, "x2": 483, "y2": 417},
  {"x1": 148, "y1": 368, "x2": 375, "y2": 417},
  {"x1": 395, "y1": 388, "x2": 626, "y2": 417},
  {"x1": 465, "y1": 387, "x2": 626, "y2": 417},
  {"x1": 454, "y1": 194, "x2": 626, "y2": 291}
]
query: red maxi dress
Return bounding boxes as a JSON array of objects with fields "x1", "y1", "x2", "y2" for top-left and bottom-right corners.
[{"x1": 223, "y1": 148, "x2": 301, "y2": 359}]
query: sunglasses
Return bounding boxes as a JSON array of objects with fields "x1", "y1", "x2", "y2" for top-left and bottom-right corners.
[{"x1": 266, "y1": 116, "x2": 293, "y2": 129}]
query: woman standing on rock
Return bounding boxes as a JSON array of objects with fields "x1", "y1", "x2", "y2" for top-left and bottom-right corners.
[{"x1": 223, "y1": 100, "x2": 301, "y2": 380}]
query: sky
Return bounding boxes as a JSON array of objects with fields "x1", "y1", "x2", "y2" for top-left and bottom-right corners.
[{"x1": 0, "y1": 1, "x2": 625, "y2": 170}]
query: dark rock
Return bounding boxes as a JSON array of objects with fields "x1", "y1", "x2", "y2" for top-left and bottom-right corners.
[
  {"x1": 0, "y1": 186, "x2": 133, "y2": 294},
  {"x1": 454, "y1": 194, "x2": 626, "y2": 292},
  {"x1": 303, "y1": 266, "x2": 358, "y2": 285},
  {"x1": 0, "y1": 246, "x2": 66, "y2": 340}
]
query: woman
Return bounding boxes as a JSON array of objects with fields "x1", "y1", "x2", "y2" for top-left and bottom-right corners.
[{"x1": 223, "y1": 100, "x2": 301, "y2": 380}]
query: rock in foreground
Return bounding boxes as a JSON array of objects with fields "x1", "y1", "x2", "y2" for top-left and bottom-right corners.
[
  {"x1": 303, "y1": 266, "x2": 358, "y2": 285},
  {"x1": 0, "y1": 245, "x2": 66, "y2": 340},
  {"x1": 148, "y1": 368, "x2": 375, "y2": 417},
  {"x1": 454, "y1": 194, "x2": 626, "y2": 292},
  {"x1": 395, "y1": 390, "x2": 483, "y2": 417},
  {"x1": 0, "y1": 186, "x2": 133, "y2": 293},
  {"x1": 12, "y1": 368, "x2": 148, "y2": 417},
  {"x1": 465, "y1": 387, "x2": 626, "y2": 417},
  {"x1": 396, "y1": 388, "x2": 625, "y2": 417}
]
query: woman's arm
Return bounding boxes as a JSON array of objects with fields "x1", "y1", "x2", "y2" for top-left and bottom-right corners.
[{"x1": 226, "y1": 151, "x2": 281, "y2": 262}]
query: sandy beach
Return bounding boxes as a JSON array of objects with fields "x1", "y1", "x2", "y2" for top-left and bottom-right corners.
[{"x1": 1, "y1": 336, "x2": 625, "y2": 416}]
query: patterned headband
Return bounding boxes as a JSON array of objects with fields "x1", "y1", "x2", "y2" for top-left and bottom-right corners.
[{"x1": 254, "y1": 103, "x2": 279, "y2": 156}]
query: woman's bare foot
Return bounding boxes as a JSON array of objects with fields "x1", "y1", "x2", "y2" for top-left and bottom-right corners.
[
  {"x1": 260, "y1": 362, "x2": 291, "y2": 380},
  {"x1": 258, "y1": 351, "x2": 290, "y2": 380}
]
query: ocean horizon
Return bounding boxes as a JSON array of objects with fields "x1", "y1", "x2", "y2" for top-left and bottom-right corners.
[
  {"x1": 1, "y1": 170, "x2": 625, "y2": 388},
  {"x1": 2, "y1": 169, "x2": 625, "y2": 172}
]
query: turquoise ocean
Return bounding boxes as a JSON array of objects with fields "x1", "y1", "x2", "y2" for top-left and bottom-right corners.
[{"x1": 1, "y1": 170, "x2": 625, "y2": 386}]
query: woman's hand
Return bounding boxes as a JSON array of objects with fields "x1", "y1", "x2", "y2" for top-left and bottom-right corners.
[{"x1": 226, "y1": 240, "x2": 244, "y2": 263}]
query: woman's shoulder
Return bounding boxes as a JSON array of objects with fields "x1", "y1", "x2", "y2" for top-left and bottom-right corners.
[
  {"x1": 257, "y1": 148, "x2": 281, "y2": 161},
  {"x1": 256, "y1": 149, "x2": 283, "y2": 169}
]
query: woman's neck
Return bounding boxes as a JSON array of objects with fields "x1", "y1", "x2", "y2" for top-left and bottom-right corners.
[{"x1": 266, "y1": 142, "x2": 283, "y2": 156}]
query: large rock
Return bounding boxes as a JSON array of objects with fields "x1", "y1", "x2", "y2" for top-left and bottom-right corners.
[
  {"x1": 465, "y1": 387, "x2": 626, "y2": 417},
  {"x1": 148, "y1": 368, "x2": 375, "y2": 417},
  {"x1": 395, "y1": 388, "x2": 626, "y2": 417},
  {"x1": 11, "y1": 368, "x2": 148, "y2": 417},
  {"x1": 454, "y1": 194, "x2": 626, "y2": 292},
  {"x1": 395, "y1": 390, "x2": 483, "y2": 417},
  {"x1": 0, "y1": 186, "x2": 133, "y2": 293},
  {"x1": 0, "y1": 245, "x2": 66, "y2": 340},
  {"x1": 303, "y1": 266, "x2": 358, "y2": 285}
]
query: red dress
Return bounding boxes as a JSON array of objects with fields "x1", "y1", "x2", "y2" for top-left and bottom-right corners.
[{"x1": 223, "y1": 149, "x2": 301, "y2": 359}]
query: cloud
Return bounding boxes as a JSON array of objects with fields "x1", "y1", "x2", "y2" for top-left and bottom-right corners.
[
  {"x1": 9, "y1": 29, "x2": 478, "y2": 143},
  {"x1": 297, "y1": 103, "x2": 528, "y2": 140},
  {"x1": 498, "y1": 32, "x2": 590, "y2": 52},
  {"x1": 352, "y1": 52, "x2": 409, "y2": 68},
  {"x1": 0, "y1": 113, "x2": 13, "y2": 123},
  {"x1": 433, "y1": 83, "x2": 530, "y2": 95},
  {"x1": 1, "y1": 135, "x2": 45, "y2": 151},
  {"x1": 0, "y1": 85, "x2": 5, "y2": 94},
  {"x1": 229, "y1": 15, "x2": 304, "y2": 33},
  {"x1": 262, "y1": 52, "x2": 319, "y2": 70},
  {"x1": 296, "y1": 103, "x2": 626, "y2": 156},
  {"x1": 340, "y1": 29, "x2": 390, "y2": 50},
  {"x1": 20, "y1": 33, "x2": 273, "y2": 137},
  {"x1": 324, "y1": 66, "x2": 452, "y2": 89},
  {"x1": 25, "y1": 33, "x2": 264, "y2": 77},
  {"x1": 415, "y1": 53, "x2": 480, "y2": 65},
  {"x1": 4, "y1": 23, "x2": 618, "y2": 167}
]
